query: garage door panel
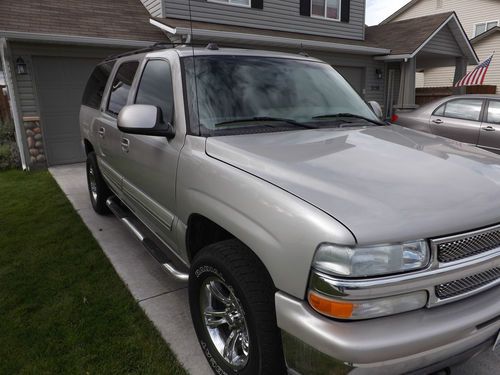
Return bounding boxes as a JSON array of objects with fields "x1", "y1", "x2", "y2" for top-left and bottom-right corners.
[
  {"x1": 45, "y1": 137, "x2": 86, "y2": 165},
  {"x1": 334, "y1": 66, "x2": 365, "y2": 97},
  {"x1": 37, "y1": 88, "x2": 85, "y2": 111},
  {"x1": 33, "y1": 56, "x2": 100, "y2": 166},
  {"x1": 42, "y1": 114, "x2": 82, "y2": 139}
]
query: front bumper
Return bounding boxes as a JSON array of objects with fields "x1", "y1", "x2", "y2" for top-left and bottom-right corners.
[{"x1": 276, "y1": 286, "x2": 500, "y2": 375}]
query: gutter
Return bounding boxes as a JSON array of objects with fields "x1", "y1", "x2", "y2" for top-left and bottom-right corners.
[
  {"x1": 0, "y1": 38, "x2": 27, "y2": 170},
  {"x1": 0, "y1": 31, "x2": 154, "y2": 48},
  {"x1": 149, "y1": 19, "x2": 390, "y2": 55}
]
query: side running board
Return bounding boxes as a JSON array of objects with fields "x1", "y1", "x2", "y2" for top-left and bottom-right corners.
[{"x1": 106, "y1": 197, "x2": 189, "y2": 282}]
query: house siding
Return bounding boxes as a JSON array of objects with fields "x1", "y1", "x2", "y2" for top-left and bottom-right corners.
[
  {"x1": 390, "y1": 0, "x2": 499, "y2": 39},
  {"x1": 390, "y1": 0, "x2": 500, "y2": 91},
  {"x1": 141, "y1": 0, "x2": 163, "y2": 17},
  {"x1": 421, "y1": 25, "x2": 462, "y2": 56},
  {"x1": 163, "y1": 0, "x2": 366, "y2": 40}
]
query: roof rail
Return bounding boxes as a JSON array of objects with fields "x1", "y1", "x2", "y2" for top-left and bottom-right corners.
[{"x1": 103, "y1": 42, "x2": 174, "y2": 62}]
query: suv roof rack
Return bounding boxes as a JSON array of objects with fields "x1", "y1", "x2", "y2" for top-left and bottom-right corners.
[{"x1": 103, "y1": 42, "x2": 174, "y2": 62}]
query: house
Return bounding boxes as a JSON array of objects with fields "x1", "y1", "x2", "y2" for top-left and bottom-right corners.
[
  {"x1": 0, "y1": 0, "x2": 166, "y2": 169},
  {"x1": 1, "y1": 0, "x2": 477, "y2": 169},
  {"x1": 382, "y1": 0, "x2": 500, "y2": 91}
]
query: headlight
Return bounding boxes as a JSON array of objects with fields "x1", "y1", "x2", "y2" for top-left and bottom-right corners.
[{"x1": 312, "y1": 241, "x2": 430, "y2": 278}]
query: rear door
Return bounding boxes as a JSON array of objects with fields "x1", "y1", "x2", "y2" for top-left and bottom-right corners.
[
  {"x1": 94, "y1": 60, "x2": 139, "y2": 194},
  {"x1": 478, "y1": 99, "x2": 500, "y2": 154},
  {"x1": 429, "y1": 98, "x2": 484, "y2": 145}
]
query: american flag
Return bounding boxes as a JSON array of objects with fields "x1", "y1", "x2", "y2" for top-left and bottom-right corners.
[{"x1": 454, "y1": 54, "x2": 494, "y2": 87}]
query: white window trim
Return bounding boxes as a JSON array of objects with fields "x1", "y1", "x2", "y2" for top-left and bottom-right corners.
[
  {"x1": 207, "y1": 0, "x2": 251, "y2": 8},
  {"x1": 310, "y1": 0, "x2": 341, "y2": 22},
  {"x1": 473, "y1": 20, "x2": 499, "y2": 37}
]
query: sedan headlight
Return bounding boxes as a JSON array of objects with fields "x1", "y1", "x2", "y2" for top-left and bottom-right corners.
[{"x1": 312, "y1": 241, "x2": 430, "y2": 278}]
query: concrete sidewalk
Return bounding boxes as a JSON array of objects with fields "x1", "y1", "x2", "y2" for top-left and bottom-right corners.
[
  {"x1": 50, "y1": 163, "x2": 498, "y2": 375},
  {"x1": 49, "y1": 163, "x2": 212, "y2": 375}
]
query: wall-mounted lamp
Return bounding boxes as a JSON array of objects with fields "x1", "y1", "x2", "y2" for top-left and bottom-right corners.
[
  {"x1": 375, "y1": 69, "x2": 383, "y2": 79},
  {"x1": 16, "y1": 57, "x2": 27, "y2": 75}
]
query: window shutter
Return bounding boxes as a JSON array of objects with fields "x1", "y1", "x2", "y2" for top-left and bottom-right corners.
[
  {"x1": 300, "y1": 0, "x2": 311, "y2": 16},
  {"x1": 251, "y1": 0, "x2": 263, "y2": 9},
  {"x1": 341, "y1": 0, "x2": 350, "y2": 23}
]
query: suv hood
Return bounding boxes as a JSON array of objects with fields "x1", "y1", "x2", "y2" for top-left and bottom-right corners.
[{"x1": 206, "y1": 126, "x2": 500, "y2": 244}]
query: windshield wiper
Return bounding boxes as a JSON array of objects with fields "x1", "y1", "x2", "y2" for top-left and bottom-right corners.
[
  {"x1": 312, "y1": 113, "x2": 385, "y2": 126},
  {"x1": 214, "y1": 116, "x2": 318, "y2": 129}
]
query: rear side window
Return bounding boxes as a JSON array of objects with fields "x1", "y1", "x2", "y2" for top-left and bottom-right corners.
[
  {"x1": 135, "y1": 60, "x2": 174, "y2": 125},
  {"x1": 435, "y1": 99, "x2": 483, "y2": 121},
  {"x1": 107, "y1": 61, "x2": 139, "y2": 116},
  {"x1": 82, "y1": 61, "x2": 115, "y2": 109}
]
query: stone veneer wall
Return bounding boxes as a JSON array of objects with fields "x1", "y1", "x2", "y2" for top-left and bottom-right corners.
[{"x1": 23, "y1": 116, "x2": 46, "y2": 166}]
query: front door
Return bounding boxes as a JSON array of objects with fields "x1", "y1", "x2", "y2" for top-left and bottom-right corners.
[
  {"x1": 429, "y1": 98, "x2": 484, "y2": 145},
  {"x1": 118, "y1": 58, "x2": 183, "y2": 253},
  {"x1": 478, "y1": 99, "x2": 500, "y2": 154}
]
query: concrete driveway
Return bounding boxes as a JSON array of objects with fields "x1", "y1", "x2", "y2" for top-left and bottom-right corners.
[{"x1": 50, "y1": 163, "x2": 499, "y2": 375}]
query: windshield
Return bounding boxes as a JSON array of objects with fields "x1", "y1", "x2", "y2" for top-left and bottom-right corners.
[{"x1": 183, "y1": 55, "x2": 379, "y2": 136}]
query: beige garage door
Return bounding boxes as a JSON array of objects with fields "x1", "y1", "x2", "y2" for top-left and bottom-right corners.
[{"x1": 33, "y1": 56, "x2": 100, "y2": 166}]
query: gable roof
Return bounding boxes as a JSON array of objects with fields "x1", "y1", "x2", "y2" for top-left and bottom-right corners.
[
  {"x1": 470, "y1": 26, "x2": 500, "y2": 44},
  {"x1": 365, "y1": 12, "x2": 478, "y2": 63},
  {"x1": 0, "y1": 0, "x2": 166, "y2": 46},
  {"x1": 380, "y1": 0, "x2": 423, "y2": 24}
]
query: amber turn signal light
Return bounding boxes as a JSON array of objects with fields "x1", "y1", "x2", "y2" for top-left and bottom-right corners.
[{"x1": 308, "y1": 291, "x2": 354, "y2": 319}]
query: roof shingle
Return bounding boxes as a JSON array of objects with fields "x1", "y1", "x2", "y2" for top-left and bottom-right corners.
[
  {"x1": 365, "y1": 12, "x2": 454, "y2": 55},
  {"x1": 0, "y1": 0, "x2": 165, "y2": 43}
]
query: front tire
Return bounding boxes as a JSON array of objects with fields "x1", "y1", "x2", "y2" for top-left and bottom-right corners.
[
  {"x1": 86, "y1": 151, "x2": 111, "y2": 215},
  {"x1": 189, "y1": 239, "x2": 286, "y2": 375}
]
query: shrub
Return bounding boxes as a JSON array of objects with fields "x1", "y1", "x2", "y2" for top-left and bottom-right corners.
[{"x1": 0, "y1": 119, "x2": 20, "y2": 170}]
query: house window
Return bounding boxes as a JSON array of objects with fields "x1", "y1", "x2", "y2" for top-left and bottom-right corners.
[
  {"x1": 311, "y1": 0, "x2": 340, "y2": 21},
  {"x1": 474, "y1": 21, "x2": 498, "y2": 37},
  {"x1": 207, "y1": 0, "x2": 251, "y2": 7}
]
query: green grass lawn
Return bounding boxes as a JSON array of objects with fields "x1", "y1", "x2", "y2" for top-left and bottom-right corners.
[{"x1": 0, "y1": 170, "x2": 187, "y2": 375}]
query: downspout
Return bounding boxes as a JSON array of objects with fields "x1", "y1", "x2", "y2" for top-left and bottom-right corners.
[{"x1": 0, "y1": 38, "x2": 27, "y2": 170}]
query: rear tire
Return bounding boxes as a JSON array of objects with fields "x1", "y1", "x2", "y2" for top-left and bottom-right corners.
[
  {"x1": 86, "y1": 151, "x2": 111, "y2": 215},
  {"x1": 189, "y1": 239, "x2": 286, "y2": 375}
]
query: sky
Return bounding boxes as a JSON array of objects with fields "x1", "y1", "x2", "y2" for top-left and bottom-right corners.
[{"x1": 366, "y1": 0, "x2": 413, "y2": 26}]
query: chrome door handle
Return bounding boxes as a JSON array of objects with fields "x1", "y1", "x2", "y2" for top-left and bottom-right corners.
[
  {"x1": 432, "y1": 119, "x2": 443, "y2": 124},
  {"x1": 98, "y1": 127, "x2": 105, "y2": 138},
  {"x1": 483, "y1": 126, "x2": 496, "y2": 132},
  {"x1": 121, "y1": 138, "x2": 130, "y2": 153}
]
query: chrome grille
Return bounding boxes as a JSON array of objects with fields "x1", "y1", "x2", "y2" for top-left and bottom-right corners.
[
  {"x1": 435, "y1": 267, "x2": 500, "y2": 299},
  {"x1": 436, "y1": 228, "x2": 500, "y2": 263}
]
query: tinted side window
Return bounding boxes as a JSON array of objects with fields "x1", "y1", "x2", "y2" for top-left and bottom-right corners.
[
  {"x1": 442, "y1": 99, "x2": 483, "y2": 121},
  {"x1": 135, "y1": 60, "x2": 174, "y2": 124},
  {"x1": 82, "y1": 61, "x2": 115, "y2": 109},
  {"x1": 433, "y1": 104, "x2": 445, "y2": 116},
  {"x1": 487, "y1": 101, "x2": 500, "y2": 124},
  {"x1": 107, "y1": 61, "x2": 139, "y2": 116}
]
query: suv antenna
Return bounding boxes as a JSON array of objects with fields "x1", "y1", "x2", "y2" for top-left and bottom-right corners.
[{"x1": 187, "y1": 0, "x2": 201, "y2": 136}]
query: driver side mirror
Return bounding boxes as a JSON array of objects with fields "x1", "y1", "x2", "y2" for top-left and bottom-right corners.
[
  {"x1": 368, "y1": 101, "x2": 384, "y2": 120},
  {"x1": 118, "y1": 104, "x2": 175, "y2": 139}
]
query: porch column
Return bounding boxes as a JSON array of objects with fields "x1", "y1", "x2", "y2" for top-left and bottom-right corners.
[
  {"x1": 453, "y1": 57, "x2": 467, "y2": 95},
  {"x1": 397, "y1": 57, "x2": 417, "y2": 109}
]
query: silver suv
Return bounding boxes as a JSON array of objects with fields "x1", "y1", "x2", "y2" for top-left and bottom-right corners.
[{"x1": 80, "y1": 45, "x2": 500, "y2": 375}]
